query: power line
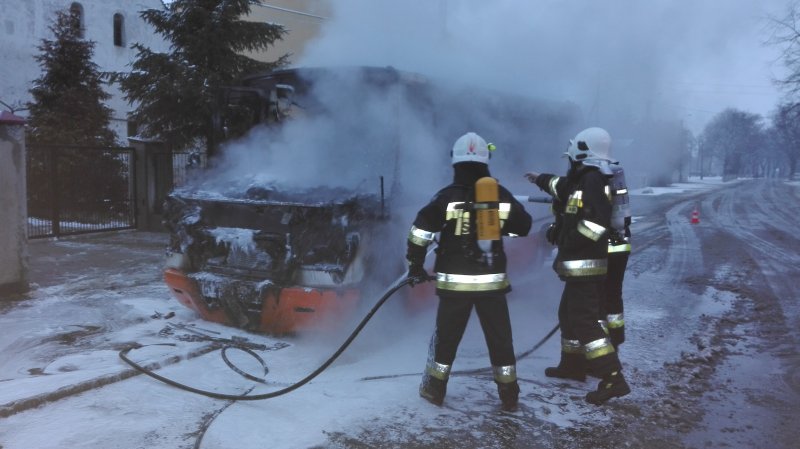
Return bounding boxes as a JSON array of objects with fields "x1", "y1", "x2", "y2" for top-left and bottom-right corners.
[
  {"x1": 254, "y1": 2, "x2": 328, "y2": 20},
  {"x1": 669, "y1": 81, "x2": 777, "y2": 89}
]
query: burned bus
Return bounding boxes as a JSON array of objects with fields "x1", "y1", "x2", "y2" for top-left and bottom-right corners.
[{"x1": 162, "y1": 66, "x2": 580, "y2": 334}]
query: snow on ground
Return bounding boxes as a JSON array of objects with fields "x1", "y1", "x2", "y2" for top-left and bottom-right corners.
[
  {"x1": 0, "y1": 177, "x2": 761, "y2": 449},
  {"x1": 630, "y1": 175, "x2": 727, "y2": 195}
]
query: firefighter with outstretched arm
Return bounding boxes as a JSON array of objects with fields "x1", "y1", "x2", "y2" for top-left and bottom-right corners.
[
  {"x1": 406, "y1": 132, "x2": 532, "y2": 411},
  {"x1": 524, "y1": 127, "x2": 630, "y2": 405},
  {"x1": 583, "y1": 127, "x2": 632, "y2": 350}
]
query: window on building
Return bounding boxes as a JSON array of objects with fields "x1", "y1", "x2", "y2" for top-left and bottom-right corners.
[
  {"x1": 69, "y1": 2, "x2": 84, "y2": 38},
  {"x1": 113, "y1": 13, "x2": 124, "y2": 47}
]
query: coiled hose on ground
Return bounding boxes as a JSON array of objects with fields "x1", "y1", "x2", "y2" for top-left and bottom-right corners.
[{"x1": 119, "y1": 275, "x2": 558, "y2": 399}]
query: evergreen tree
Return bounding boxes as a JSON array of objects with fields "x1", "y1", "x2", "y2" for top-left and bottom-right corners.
[
  {"x1": 26, "y1": 9, "x2": 116, "y2": 145},
  {"x1": 26, "y1": 9, "x2": 126, "y2": 223},
  {"x1": 112, "y1": 0, "x2": 288, "y2": 155}
]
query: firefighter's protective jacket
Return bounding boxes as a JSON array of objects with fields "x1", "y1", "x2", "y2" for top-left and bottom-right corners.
[
  {"x1": 534, "y1": 164, "x2": 611, "y2": 280},
  {"x1": 406, "y1": 163, "x2": 532, "y2": 296}
]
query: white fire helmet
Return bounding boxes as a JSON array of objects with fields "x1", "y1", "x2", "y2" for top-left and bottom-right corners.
[
  {"x1": 564, "y1": 127, "x2": 612, "y2": 162},
  {"x1": 451, "y1": 132, "x2": 491, "y2": 165}
]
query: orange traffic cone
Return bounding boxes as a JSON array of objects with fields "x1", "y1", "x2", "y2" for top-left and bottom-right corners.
[{"x1": 690, "y1": 207, "x2": 700, "y2": 224}]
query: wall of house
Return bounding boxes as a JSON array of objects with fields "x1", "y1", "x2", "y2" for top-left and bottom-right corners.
[
  {"x1": 244, "y1": 0, "x2": 330, "y2": 66},
  {"x1": 0, "y1": 114, "x2": 28, "y2": 295},
  {"x1": 0, "y1": 0, "x2": 328, "y2": 144},
  {"x1": 0, "y1": 0, "x2": 168, "y2": 143}
]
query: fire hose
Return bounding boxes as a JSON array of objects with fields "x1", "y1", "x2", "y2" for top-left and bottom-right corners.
[
  {"x1": 119, "y1": 274, "x2": 559, "y2": 400},
  {"x1": 119, "y1": 275, "x2": 425, "y2": 401}
]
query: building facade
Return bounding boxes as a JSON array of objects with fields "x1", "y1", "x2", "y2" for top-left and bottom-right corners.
[
  {"x1": 0, "y1": 0, "x2": 328, "y2": 144},
  {"x1": 244, "y1": 0, "x2": 329, "y2": 65},
  {"x1": 0, "y1": 0, "x2": 170, "y2": 142}
]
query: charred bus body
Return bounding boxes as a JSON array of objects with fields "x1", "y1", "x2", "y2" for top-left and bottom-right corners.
[{"x1": 163, "y1": 66, "x2": 580, "y2": 334}]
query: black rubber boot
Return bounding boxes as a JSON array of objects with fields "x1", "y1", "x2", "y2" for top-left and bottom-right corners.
[
  {"x1": 585, "y1": 371, "x2": 630, "y2": 405},
  {"x1": 419, "y1": 374, "x2": 447, "y2": 406},
  {"x1": 544, "y1": 352, "x2": 586, "y2": 382},
  {"x1": 497, "y1": 381, "x2": 520, "y2": 411}
]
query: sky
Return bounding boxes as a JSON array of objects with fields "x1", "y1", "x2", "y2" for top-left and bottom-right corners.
[{"x1": 297, "y1": 0, "x2": 794, "y2": 135}]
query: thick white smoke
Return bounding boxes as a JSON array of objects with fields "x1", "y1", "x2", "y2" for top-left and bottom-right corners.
[
  {"x1": 189, "y1": 0, "x2": 788, "y2": 350},
  {"x1": 206, "y1": 0, "x2": 788, "y2": 203},
  {"x1": 296, "y1": 0, "x2": 787, "y2": 183}
]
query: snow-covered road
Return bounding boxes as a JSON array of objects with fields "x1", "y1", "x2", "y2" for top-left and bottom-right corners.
[{"x1": 1, "y1": 178, "x2": 798, "y2": 449}]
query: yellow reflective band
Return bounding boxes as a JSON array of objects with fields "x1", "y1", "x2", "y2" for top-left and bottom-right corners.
[
  {"x1": 408, "y1": 226, "x2": 435, "y2": 246},
  {"x1": 599, "y1": 319, "x2": 609, "y2": 334},
  {"x1": 548, "y1": 176, "x2": 560, "y2": 197},
  {"x1": 605, "y1": 185, "x2": 612, "y2": 201},
  {"x1": 584, "y1": 337, "x2": 615, "y2": 360},
  {"x1": 556, "y1": 258, "x2": 607, "y2": 277},
  {"x1": 561, "y1": 338, "x2": 583, "y2": 354},
  {"x1": 410, "y1": 225, "x2": 435, "y2": 241},
  {"x1": 566, "y1": 190, "x2": 583, "y2": 214},
  {"x1": 436, "y1": 272, "x2": 509, "y2": 292},
  {"x1": 492, "y1": 365, "x2": 517, "y2": 383},
  {"x1": 577, "y1": 219, "x2": 607, "y2": 241},
  {"x1": 608, "y1": 242, "x2": 631, "y2": 253},
  {"x1": 614, "y1": 188, "x2": 628, "y2": 195},
  {"x1": 426, "y1": 361, "x2": 452, "y2": 380},
  {"x1": 498, "y1": 203, "x2": 510, "y2": 220},
  {"x1": 457, "y1": 211, "x2": 471, "y2": 236},
  {"x1": 446, "y1": 202, "x2": 466, "y2": 220},
  {"x1": 606, "y1": 313, "x2": 625, "y2": 328}
]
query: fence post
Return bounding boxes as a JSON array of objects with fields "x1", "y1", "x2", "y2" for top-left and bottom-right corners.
[
  {"x1": 129, "y1": 137, "x2": 173, "y2": 232},
  {"x1": 0, "y1": 111, "x2": 29, "y2": 296}
]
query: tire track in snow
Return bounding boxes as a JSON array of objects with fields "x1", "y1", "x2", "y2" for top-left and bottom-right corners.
[
  {"x1": 663, "y1": 201, "x2": 704, "y2": 281},
  {"x1": 700, "y1": 180, "x2": 800, "y2": 325}
]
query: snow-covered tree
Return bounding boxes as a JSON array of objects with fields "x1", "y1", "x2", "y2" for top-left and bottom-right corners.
[
  {"x1": 26, "y1": 9, "x2": 116, "y2": 145},
  {"x1": 112, "y1": 0, "x2": 288, "y2": 155},
  {"x1": 699, "y1": 109, "x2": 764, "y2": 180},
  {"x1": 771, "y1": 103, "x2": 800, "y2": 179},
  {"x1": 769, "y1": 1, "x2": 800, "y2": 102}
]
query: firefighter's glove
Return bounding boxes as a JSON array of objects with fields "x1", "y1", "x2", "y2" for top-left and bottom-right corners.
[
  {"x1": 545, "y1": 223, "x2": 558, "y2": 245},
  {"x1": 407, "y1": 265, "x2": 431, "y2": 287}
]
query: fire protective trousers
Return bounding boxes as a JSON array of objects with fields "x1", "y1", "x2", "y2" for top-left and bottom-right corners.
[
  {"x1": 430, "y1": 294, "x2": 515, "y2": 368},
  {"x1": 603, "y1": 251, "x2": 629, "y2": 327},
  {"x1": 558, "y1": 280, "x2": 622, "y2": 376}
]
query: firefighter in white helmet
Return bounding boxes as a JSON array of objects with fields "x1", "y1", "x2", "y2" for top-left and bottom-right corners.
[
  {"x1": 578, "y1": 128, "x2": 632, "y2": 351},
  {"x1": 406, "y1": 132, "x2": 532, "y2": 411},
  {"x1": 524, "y1": 127, "x2": 630, "y2": 405}
]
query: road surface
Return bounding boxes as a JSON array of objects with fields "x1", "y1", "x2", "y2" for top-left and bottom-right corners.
[{"x1": 1, "y1": 178, "x2": 798, "y2": 448}]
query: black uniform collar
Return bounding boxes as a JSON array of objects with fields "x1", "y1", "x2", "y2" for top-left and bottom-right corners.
[
  {"x1": 452, "y1": 162, "x2": 491, "y2": 187},
  {"x1": 567, "y1": 162, "x2": 598, "y2": 181}
]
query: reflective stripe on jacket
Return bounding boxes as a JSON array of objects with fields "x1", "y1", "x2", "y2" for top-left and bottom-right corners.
[
  {"x1": 534, "y1": 166, "x2": 611, "y2": 280},
  {"x1": 406, "y1": 163, "x2": 532, "y2": 296}
]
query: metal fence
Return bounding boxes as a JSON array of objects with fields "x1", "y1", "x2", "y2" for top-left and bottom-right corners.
[
  {"x1": 27, "y1": 144, "x2": 137, "y2": 239},
  {"x1": 172, "y1": 151, "x2": 206, "y2": 188}
]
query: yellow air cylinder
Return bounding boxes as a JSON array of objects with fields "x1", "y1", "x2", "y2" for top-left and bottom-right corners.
[{"x1": 475, "y1": 177, "x2": 501, "y2": 241}]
